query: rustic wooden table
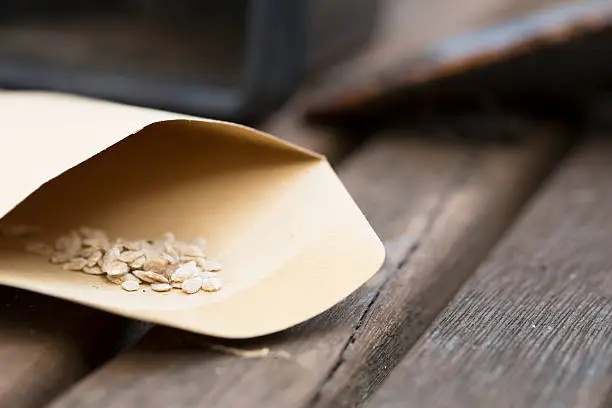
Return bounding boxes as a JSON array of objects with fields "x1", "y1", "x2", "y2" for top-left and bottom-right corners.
[{"x1": 3, "y1": 1, "x2": 612, "y2": 407}]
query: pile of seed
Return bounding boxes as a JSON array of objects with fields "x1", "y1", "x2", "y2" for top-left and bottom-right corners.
[{"x1": 20, "y1": 226, "x2": 222, "y2": 294}]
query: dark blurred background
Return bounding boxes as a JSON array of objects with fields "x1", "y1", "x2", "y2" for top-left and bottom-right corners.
[
  {"x1": 1, "y1": 0, "x2": 611, "y2": 129},
  {"x1": 0, "y1": 0, "x2": 379, "y2": 124}
]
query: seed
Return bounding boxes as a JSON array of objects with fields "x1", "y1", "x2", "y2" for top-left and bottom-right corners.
[
  {"x1": 118, "y1": 250, "x2": 144, "y2": 263},
  {"x1": 25, "y1": 241, "x2": 54, "y2": 256},
  {"x1": 151, "y1": 283, "x2": 172, "y2": 292},
  {"x1": 54, "y1": 231, "x2": 81, "y2": 253},
  {"x1": 172, "y1": 282, "x2": 182, "y2": 289},
  {"x1": 78, "y1": 246, "x2": 97, "y2": 257},
  {"x1": 201, "y1": 277, "x2": 222, "y2": 292},
  {"x1": 87, "y1": 250, "x2": 103, "y2": 267},
  {"x1": 198, "y1": 259, "x2": 222, "y2": 272},
  {"x1": 133, "y1": 269, "x2": 168, "y2": 284},
  {"x1": 121, "y1": 280, "x2": 140, "y2": 292},
  {"x1": 104, "y1": 261, "x2": 129, "y2": 277},
  {"x1": 132, "y1": 269, "x2": 155, "y2": 283},
  {"x1": 171, "y1": 262, "x2": 199, "y2": 283},
  {"x1": 129, "y1": 256, "x2": 147, "y2": 269},
  {"x1": 181, "y1": 277, "x2": 202, "y2": 294},
  {"x1": 177, "y1": 243, "x2": 205, "y2": 258},
  {"x1": 106, "y1": 274, "x2": 123, "y2": 284},
  {"x1": 50, "y1": 252, "x2": 72, "y2": 264},
  {"x1": 162, "y1": 253, "x2": 177, "y2": 264},
  {"x1": 122, "y1": 241, "x2": 143, "y2": 251},
  {"x1": 107, "y1": 273, "x2": 139, "y2": 285},
  {"x1": 62, "y1": 257, "x2": 88, "y2": 271},
  {"x1": 143, "y1": 270, "x2": 169, "y2": 284},
  {"x1": 78, "y1": 227, "x2": 107, "y2": 239},
  {"x1": 83, "y1": 237, "x2": 110, "y2": 250},
  {"x1": 83, "y1": 266, "x2": 105, "y2": 275}
]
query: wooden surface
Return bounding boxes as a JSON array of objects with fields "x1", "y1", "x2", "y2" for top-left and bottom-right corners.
[
  {"x1": 306, "y1": 0, "x2": 612, "y2": 118},
  {"x1": 0, "y1": 287, "x2": 148, "y2": 408},
  {"x1": 47, "y1": 116, "x2": 568, "y2": 408},
  {"x1": 367, "y1": 134, "x2": 612, "y2": 408}
]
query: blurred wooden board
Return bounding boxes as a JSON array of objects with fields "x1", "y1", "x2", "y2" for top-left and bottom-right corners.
[
  {"x1": 305, "y1": 0, "x2": 612, "y2": 120},
  {"x1": 47, "y1": 116, "x2": 568, "y2": 408},
  {"x1": 0, "y1": 287, "x2": 148, "y2": 408},
  {"x1": 367, "y1": 135, "x2": 612, "y2": 408}
]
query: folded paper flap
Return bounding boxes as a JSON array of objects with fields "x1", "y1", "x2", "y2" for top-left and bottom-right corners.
[{"x1": 0, "y1": 91, "x2": 321, "y2": 221}]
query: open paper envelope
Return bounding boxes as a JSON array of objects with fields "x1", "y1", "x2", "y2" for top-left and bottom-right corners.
[{"x1": 0, "y1": 91, "x2": 384, "y2": 338}]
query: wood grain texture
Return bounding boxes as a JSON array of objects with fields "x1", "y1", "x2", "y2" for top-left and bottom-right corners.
[
  {"x1": 367, "y1": 135, "x2": 612, "y2": 408},
  {"x1": 0, "y1": 287, "x2": 148, "y2": 408},
  {"x1": 306, "y1": 0, "x2": 612, "y2": 117},
  {"x1": 48, "y1": 116, "x2": 568, "y2": 408}
]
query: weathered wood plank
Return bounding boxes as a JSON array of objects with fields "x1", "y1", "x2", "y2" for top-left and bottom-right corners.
[
  {"x1": 0, "y1": 287, "x2": 148, "y2": 408},
  {"x1": 49, "y1": 116, "x2": 568, "y2": 408},
  {"x1": 367, "y1": 135, "x2": 612, "y2": 408}
]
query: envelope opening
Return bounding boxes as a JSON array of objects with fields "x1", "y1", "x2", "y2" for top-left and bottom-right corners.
[{"x1": 0, "y1": 121, "x2": 322, "y2": 306}]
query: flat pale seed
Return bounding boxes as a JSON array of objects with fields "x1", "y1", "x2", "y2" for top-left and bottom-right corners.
[
  {"x1": 106, "y1": 274, "x2": 123, "y2": 285},
  {"x1": 151, "y1": 283, "x2": 172, "y2": 292},
  {"x1": 78, "y1": 227, "x2": 107, "y2": 239},
  {"x1": 122, "y1": 241, "x2": 142, "y2": 251},
  {"x1": 105, "y1": 261, "x2": 129, "y2": 277},
  {"x1": 83, "y1": 266, "x2": 104, "y2": 275},
  {"x1": 132, "y1": 269, "x2": 156, "y2": 283},
  {"x1": 123, "y1": 273, "x2": 141, "y2": 282},
  {"x1": 163, "y1": 253, "x2": 178, "y2": 264},
  {"x1": 181, "y1": 277, "x2": 202, "y2": 294},
  {"x1": 118, "y1": 250, "x2": 144, "y2": 263},
  {"x1": 50, "y1": 252, "x2": 72, "y2": 264},
  {"x1": 172, "y1": 282, "x2": 182, "y2": 289},
  {"x1": 171, "y1": 262, "x2": 200, "y2": 283},
  {"x1": 121, "y1": 280, "x2": 140, "y2": 292},
  {"x1": 143, "y1": 270, "x2": 170, "y2": 284},
  {"x1": 62, "y1": 257, "x2": 88, "y2": 271},
  {"x1": 87, "y1": 250, "x2": 103, "y2": 267},
  {"x1": 198, "y1": 259, "x2": 222, "y2": 272},
  {"x1": 201, "y1": 277, "x2": 222, "y2": 292},
  {"x1": 25, "y1": 241, "x2": 53, "y2": 256},
  {"x1": 54, "y1": 231, "x2": 81, "y2": 254},
  {"x1": 78, "y1": 246, "x2": 98, "y2": 258},
  {"x1": 83, "y1": 237, "x2": 110, "y2": 249},
  {"x1": 107, "y1": 273, "x2": 139, "y2": 284},
  {"x1": 129, "y1": 256, "x2": 147, "y2": 269}
]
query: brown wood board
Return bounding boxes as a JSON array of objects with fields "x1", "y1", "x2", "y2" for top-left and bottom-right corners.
[
  {"x1": 367, "y1": 135, "x2": 612, "y2": 408},
  {"x1": 0, "y1": 287, "x2": 148, "y2": 408},
  {"x1": 47, "y1": 116, "x2": 569, "y2": 408},
  {"x1": 304, "y1": 0, "x2": 612, "y2": 119}
]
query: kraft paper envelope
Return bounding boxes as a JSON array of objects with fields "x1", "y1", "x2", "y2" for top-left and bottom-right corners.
[{"x1": 0, "y1": 91, "x2": 384, "y2": 338}]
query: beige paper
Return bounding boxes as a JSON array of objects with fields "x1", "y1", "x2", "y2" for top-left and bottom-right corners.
[{"x1": 0, "y1": 91, "x2": 384, "y2": 338}]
